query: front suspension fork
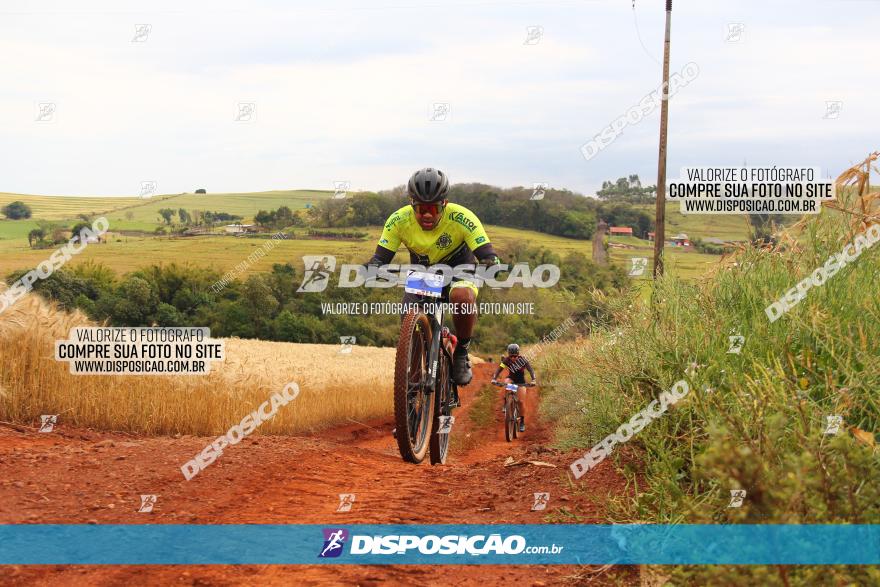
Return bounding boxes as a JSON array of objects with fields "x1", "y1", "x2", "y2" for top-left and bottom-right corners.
[{"x1": 425, "y1": 306, "x2": 444, "y2": 391}]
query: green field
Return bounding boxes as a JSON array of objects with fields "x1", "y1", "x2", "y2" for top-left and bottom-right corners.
[
  {"x1": 0, "y1": 192, "x2": 143, "y2": 220},
  {"x1": 102, "y1": 190, "x2": 331, "y2": 231},
  {"x1": 0, "y1": 190, "x2": 333, "y2": 235},
  {"x1": 0, "y1": 190, "x2": 729, "y2": 281}
]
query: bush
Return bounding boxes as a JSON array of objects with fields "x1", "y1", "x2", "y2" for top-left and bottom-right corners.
[
  {"x1": 692, "y1": 237, "x2": 732, "y2": 255},
  {"x1": 1, "y1": 201, "x2": 32, "y2": 220},
  {"x1": 7, "y1": 269, "x2": 98, "y2": 311},
  {"x1": 155, "y1": 302, "x2": 183, "y2": 326}
]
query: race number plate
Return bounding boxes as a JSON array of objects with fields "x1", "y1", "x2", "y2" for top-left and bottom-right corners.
[
  {"x1": 405, "y1": 271, "x2": 443, "y2": 298},
  {"x1": 506, "y1": 383, "x2": 519, "y2": 392}
]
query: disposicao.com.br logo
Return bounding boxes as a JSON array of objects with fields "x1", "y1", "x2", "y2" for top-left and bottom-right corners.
[
  {"x1": 318, "y1": 529, "x2": 563, "y2": 557},
  {"x1": 297, "y1": 255, "x2": 560, "y2": 292}
]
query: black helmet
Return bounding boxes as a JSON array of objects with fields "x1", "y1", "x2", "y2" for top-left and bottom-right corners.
[
  {"x1": 507, "y1": 343, "x2": 520, "y2": 355},
  {"x1": 407, "y1": 167, "x2": 449, "y2": 203}
]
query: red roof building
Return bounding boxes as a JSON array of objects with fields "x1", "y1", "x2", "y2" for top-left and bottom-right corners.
[{"x1": 609, "y1": 226, "x2": 633, "y2": 235}]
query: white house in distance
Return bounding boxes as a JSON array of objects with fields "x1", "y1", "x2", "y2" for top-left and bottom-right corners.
[{"x1": 223, "y1": 223, "x2": 256, "y2": 234}]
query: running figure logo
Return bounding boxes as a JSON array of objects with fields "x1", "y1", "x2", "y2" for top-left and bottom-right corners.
[
  {"x1": 436, "y1": 415, "x2": 454, "y2": 434},
  {"x1": 35, "y1": 102, "x2": 56, "y2": 122},
  {"x1": 824, "y1": 415, "x2": 843, "y2": 435},
  {"x1": 140, "y1": 181, "x2": 158, "y2": 198},
  {"x1": 318, "y1": 528, "x2": 349, "y2": 558},
  {"x1": 234, "y1": 102, "x2": 256, "y2": 123},
  {"x1": 823, "y1": 101, "x2": 842, "y2": 120},
  {"x1": 727, "y1": 489, "x2": 746, "y2": 508},
  {"x1": 531, "y1": 492, "x2": 550, "y2": 511},
  {"x1": 39, "y1": 415, "x2": 57, "y2": 433},
  {"x1": 333, "y1": 181, "x2": 350, "y2": 199},
  {"x1": 727, "y1": 334, "x2": 745, "y2": 354},
  {"x1": 339, "y1": 336, "x2": 356, "y2": 354},
  {"x1": 336, "y1": 493, "x2": 356, "y2": 513},
  {"x1": 629, "y1": 258, "x2": 648, "y2": 276},
  {"x1": 132, "y1": 23, "x2": 152, "y2": 42},
  {"x1": 138, "y1": 494, "x2": 158, "y2": 513},
  {"x1": 725, "y1": 23, "x2": 745, "y2": 43},
  {"x1": 531, "y1": 182, "x2": 548, "y2": 200},
  {"x1": 524, "y1": 25, "x2": 544, "y2": 45},
  {"x1": 297, "y1": 255, "x2": 336, "y2": 293},
  {"x1": 429, "y1": 102, "x2": 450, "y2": 122}
]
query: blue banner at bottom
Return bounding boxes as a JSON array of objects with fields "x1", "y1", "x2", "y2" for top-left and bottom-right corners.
[{"x1": 0, "y1": 524, "x2": 878, "y2": 565}]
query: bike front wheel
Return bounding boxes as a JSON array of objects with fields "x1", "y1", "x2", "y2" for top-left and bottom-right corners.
[
  {"x1": 429, "y1": 351, "x2": 452, "y2": 465},
  {"x1": 394, "y1": 310, "x2": 435, "y2": 463},
  {"x1": 504, "y1": 393, "x2": 516, "y2": 442}
]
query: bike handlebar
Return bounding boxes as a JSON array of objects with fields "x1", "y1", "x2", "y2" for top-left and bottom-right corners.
[{"x1": 491, "y1": 381, "x2": 537, "y2": 387}]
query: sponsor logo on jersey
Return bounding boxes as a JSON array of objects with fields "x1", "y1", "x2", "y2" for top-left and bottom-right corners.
[
  {"x1": 436, "y1": 233, "x2": 452, "y2": 249},
  {"x1": 448, "y1": 211, "x2": 477, "y2": 232}
]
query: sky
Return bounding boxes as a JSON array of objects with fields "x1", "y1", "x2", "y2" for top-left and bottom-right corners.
[{"x1": 0, "y1": 0, "x2": 877, "y2": 197}]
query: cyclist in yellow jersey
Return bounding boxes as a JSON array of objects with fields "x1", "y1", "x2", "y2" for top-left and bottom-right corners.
[{"x1": 366, "y1": 167, "x2": 500, "y2": 386}]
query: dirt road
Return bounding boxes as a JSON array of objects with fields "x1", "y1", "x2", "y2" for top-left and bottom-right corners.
[{"x1": 0, "y1": 363, "x2": 634, "y2": 586}]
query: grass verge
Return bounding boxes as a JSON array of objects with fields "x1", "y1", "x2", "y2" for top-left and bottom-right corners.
[{"x1": 540, "y1": 166, "x2": 880, "y2": 585}]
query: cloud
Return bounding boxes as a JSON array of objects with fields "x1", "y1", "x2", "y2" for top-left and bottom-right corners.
[{"x1": 0, "y1": 0, "x2": 877, "y2": 195}]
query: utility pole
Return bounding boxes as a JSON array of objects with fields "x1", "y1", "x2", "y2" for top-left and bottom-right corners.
[{"x1": 653, "y1": 0, "x2": 672, "y2": 278}]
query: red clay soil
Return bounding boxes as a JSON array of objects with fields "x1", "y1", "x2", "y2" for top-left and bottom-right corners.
[{"x1": 0, "y1": 363, "x2": 636, "y2": 586}]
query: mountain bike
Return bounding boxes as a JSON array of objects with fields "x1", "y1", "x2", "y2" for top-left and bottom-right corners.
[
  {"x1": 492, "y1": 381, "x2": 536, "y2": 442},
  {"x1": 393, "y1": 270, "x2": 459, "y2": 465}
]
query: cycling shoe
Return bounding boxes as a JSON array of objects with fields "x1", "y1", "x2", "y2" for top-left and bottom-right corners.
[{"x1": 451, "y1": 351, "x2": 472, "y2": 386}]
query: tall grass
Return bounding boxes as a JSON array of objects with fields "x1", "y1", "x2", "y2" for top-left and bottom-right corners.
[
  {"x1": 0, "y1": 291, "x2": 394, "y2": 435},
  {"x1": 540, "y1": 157, "x2": 880, "y2": 585}
]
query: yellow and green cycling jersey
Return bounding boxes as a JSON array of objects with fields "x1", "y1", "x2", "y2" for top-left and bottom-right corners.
[{"x1": 377, "y1": 203, "x2": 492, "y2": 266}]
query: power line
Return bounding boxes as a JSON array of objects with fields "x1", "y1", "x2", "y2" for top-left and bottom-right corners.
[{"x1": 632, "y1": 0, "x2": 661, "y2": 65}]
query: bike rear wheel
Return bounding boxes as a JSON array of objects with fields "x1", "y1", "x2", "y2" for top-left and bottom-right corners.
[
  {"x1": 394, "y1": 310, "x2": 435, "y2": 463},
  {"x1": 429, "y1": 351, "x2": 453, "y2": 465}
]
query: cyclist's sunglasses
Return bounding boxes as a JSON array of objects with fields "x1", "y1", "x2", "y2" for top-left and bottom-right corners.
[{"x1": 411, "y1": 200, "x2": 444, "y2": 215}]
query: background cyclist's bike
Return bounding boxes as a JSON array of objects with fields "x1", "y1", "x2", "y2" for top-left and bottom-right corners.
[
  {"x1": 492, "y1": 381, "x2": 535, "y2": 442},
  {"x1": 393, "y1": 271, "x2": 459, "y2": 465}
]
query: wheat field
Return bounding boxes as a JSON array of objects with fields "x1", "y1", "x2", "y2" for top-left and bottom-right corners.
[{"x1": 0, "y1": 287, "x2": 395, "y2": 436}]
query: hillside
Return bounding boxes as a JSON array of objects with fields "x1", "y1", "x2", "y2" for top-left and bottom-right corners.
[
  {"x1": 3, "y1": 190, "x2": 750, "y2": 239},
  {"x1": 0, "y1": 190, "x2": 334, "y2": 236}
]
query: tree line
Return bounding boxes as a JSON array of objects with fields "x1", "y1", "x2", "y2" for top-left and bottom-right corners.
[
  {"x1": 306, "y1": 178, "x2": 657, "y2": 240},
  {"x1": 10, "y1": 246, "x2": 627, "y2": 352}
]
